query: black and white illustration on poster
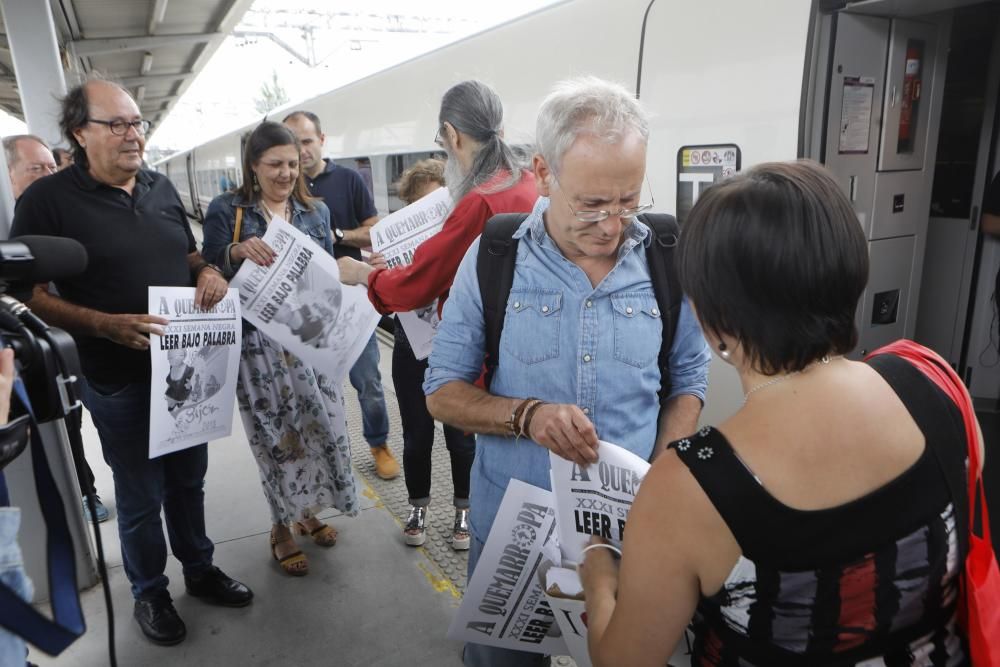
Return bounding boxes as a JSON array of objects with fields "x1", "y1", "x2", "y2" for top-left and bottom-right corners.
[
  {"x1": 148, "y1": 286, "x2": 242, "y2": 459},
  {"x1": 448, "y1": 479, "x2": 567, "y2": 655},
  {"x1": 230, "y1": 216, "x2": 379, "y2": 384},
  {"x1": 371, "y1": 186, "x2": 452, "y2": 359},
  {"x1": 549, "y1": 441, "x2": 651, "y2": 565}
]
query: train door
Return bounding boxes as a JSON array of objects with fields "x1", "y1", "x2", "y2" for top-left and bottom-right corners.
[
  {"x1": 811, "y1": 5, "x2": 952, "y2": 359},
  {"x1": 917, "y1": 4, "x2": 1000, "y2": 406},
  {"x1": 186, "y1": 151, "x2": 204, "y2": 222}
]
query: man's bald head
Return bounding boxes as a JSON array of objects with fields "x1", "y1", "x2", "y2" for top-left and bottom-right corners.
[{"x1": 61, "y1": 77, "x2": 146, "y2": 185}]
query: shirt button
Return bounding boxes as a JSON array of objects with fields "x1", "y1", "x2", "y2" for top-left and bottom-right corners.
[
  {"x1": 513, "y1": 301, "x2": 521, "y2": 309},
  {"x1": 541, "y1": 305, "x2": 549, "y2": 313},
  {"x1": 586, "y1": 300, "x2": 593, "y2": 308},
  {"x1": 626, "y1": 306, "x2": 634, "y2": 314},
  {"x1": 583, "y1": 354, "x2": 592, "y2": 362},
  {"x1": 582, "y1": 407, "x2": 590, "y2": 415},
  {"x1": 652, "y1": 308, "x2": 659, "y2": 316}
]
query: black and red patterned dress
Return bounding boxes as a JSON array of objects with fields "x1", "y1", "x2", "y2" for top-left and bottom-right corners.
[{"x1": 670, "y1": 354, "x2": 969, "y2": 666}]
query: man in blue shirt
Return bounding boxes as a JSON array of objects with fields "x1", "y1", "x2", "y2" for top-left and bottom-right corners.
[
  {"x1": 424, "y1": 77, "x2": 711, "y2": 667},
  {"x1": 284, "y1": 110, "x2": 399, "y2": 480}
]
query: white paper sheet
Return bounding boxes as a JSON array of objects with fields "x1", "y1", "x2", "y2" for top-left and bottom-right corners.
[
  {"x1": 370, "y1": 186, "x2": 452, "y2": 359},
  {"x1": 447, "y1": 479, "x2": 567, "y2": 655},
  {"x1": 549, "y1": 441, "x2": 651, "y2": 565},
  {"x1": 230, "y1": 216, "x2": 379, "y2": 385},
  {"x1": 148, "y1": 286, "x2": 241, "y2": 459}
]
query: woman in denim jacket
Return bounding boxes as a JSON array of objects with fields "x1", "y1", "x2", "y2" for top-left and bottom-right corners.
[{"x1": 202, "y1": 122, "x2": 357, "y2": 577}]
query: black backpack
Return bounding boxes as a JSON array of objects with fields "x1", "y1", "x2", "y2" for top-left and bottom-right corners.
[{"x1": 476, "y1": 213, "x2": 682, "y2": 402}]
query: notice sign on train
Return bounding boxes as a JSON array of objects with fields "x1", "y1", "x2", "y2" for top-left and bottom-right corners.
[
  {"x1": 676, "y1": 143, "x2": 741, "y2": 224},
  {"x1": 839, "y1": 76, "x2": 875, "y2": 154}
]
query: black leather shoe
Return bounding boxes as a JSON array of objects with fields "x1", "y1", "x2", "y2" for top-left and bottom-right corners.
[
  {"x1": 134, "y1": 597, "x2": 186, "y2": 646},
  {"x1": 185, "y1": 566, "x2": 254, "y2": 607}
]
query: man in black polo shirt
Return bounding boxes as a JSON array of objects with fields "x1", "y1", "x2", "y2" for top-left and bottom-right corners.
[
  {"x1": 11, "y1": 79, "x2": 253, "y2": 646},
  {"x1": 284, "y1": 110, "x2": 400, "y2": 480}
]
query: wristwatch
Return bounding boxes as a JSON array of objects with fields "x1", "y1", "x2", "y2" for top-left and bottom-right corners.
[{"x1": 332, "y1": 227, "x2": 345, "y2": 245}]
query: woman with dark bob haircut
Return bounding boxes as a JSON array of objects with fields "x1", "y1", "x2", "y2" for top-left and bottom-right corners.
[
  {"x1": 202, "y1": 121, "x2": 357, "y2": 577},
  {"x1": 580, "y1": 161, "x2": 980, "y2": 665}
]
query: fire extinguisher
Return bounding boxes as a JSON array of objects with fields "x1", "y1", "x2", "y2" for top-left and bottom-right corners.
[{"x1": 898, "y1": 45, "x2": 922, "y2": 146}]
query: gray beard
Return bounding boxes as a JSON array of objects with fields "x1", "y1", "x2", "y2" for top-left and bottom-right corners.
[{"x1": 444, "y1": 150, "x2": 467, "y2": 202}]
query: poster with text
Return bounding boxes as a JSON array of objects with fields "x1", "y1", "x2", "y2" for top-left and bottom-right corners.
[
  {"x1": 447, "y1": 479, "x2": 567, "y2": 655},
  {"x1": 550, "y1": 441, "x2": 651, "y2": 565},
  {"x1": 371, "y1": 186, "x2": 452, "y2": 359},
  {"x1": 148, "y1": 286, "x2": 241, "y2": 459},
  {"x1": 230, "y1": 217, "x2": 379, "y2": 384}
]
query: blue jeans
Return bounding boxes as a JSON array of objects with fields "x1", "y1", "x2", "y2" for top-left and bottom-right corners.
[
  {"x1": 464, "y1": 534, "x2": 549, "y2": 667},
  {"x1": 0, "y1": 507, "x2": 30, "y2": 667},
  {"x1": 78, "y1": 378, "x2": 214, "y2": 601},
  {"x1": 348, "y1": 333, "x2": 390, "y2": 447}
]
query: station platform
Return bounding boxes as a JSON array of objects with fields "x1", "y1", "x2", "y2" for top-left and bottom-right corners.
[{"x1": 26, "y1": 331, "x2": 503, "y2": 667}]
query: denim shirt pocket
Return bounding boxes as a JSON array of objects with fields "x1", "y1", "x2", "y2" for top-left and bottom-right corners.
[
  {"x1": 501, "y1": 288, "x2": 562, "y2": 364},
  {"x1": 611, "y1": 292, "x2": 662, "y2": 368}
]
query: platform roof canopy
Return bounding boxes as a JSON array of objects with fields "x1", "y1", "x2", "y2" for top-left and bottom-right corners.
[{"x1": 0, "y1": 0, "x2": 256, "y2": 129}]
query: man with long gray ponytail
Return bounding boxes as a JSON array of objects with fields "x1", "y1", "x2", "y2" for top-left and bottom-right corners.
[{"x1": 338, "y1": 80, "x2": 537, "y2": 552}]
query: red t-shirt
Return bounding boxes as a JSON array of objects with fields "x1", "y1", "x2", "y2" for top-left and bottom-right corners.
[{"x1": 367, "y1": 170, "x2": 537, "y2": 314}]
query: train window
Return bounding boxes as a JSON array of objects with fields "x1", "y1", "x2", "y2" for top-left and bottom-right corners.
[
  {"x1": 385, "y1": 151, "x2": 447, "y2": 212},
  {"x1": 328, "y1": 155, "x2": 378, "y2": 199}
]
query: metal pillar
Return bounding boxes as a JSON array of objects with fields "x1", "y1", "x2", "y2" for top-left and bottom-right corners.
[
  {"x1": 0, "y1": 0, "x2": 98, "y2": 600},
  {"x1": 0, "y1": 0, "x2": 68, "y2": 148}
]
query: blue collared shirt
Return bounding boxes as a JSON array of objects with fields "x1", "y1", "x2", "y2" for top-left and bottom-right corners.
[{"x1": 424, "y1": 197, "x2": 711, "y2": 541}]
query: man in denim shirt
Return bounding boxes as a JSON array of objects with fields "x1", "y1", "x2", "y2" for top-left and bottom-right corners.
[{"x1": 425, "y1": 77, "x2": 711, "y2": 667}]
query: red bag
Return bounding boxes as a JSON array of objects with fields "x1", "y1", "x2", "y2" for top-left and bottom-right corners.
[{"x1": 869, "y1": 340, "x2": 1000, "y2": 665}]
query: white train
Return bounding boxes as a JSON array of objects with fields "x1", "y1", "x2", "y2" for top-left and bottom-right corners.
[{"x1": 154, "y1": 0, "x2": 1000, "y2": 422}]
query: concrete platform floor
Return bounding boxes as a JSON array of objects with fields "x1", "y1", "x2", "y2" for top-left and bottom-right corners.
[{"x1": 28, "y1": 333, "x2": 469, "y2": 667}]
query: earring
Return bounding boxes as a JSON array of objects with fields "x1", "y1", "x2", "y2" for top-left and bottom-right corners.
[
  {"x1": 718, "y1": 342, "x2": 731, "y2": 360},
  {"x1": 252, "y1": 173, "x2": 260, "y2": 192}
]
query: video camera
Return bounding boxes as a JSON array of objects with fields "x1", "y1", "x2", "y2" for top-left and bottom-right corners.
[{"x1": 0, "y1": 235, "x2": 87, "y2": 427}]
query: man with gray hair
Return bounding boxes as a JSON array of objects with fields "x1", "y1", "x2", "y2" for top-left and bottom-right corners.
[
  {"x1": 424, "y1": 76, "x2": 711, "y2": 666},
  {"x1": 338, "y1": 80, "x2": 537, "y2": 551},
  {"x1": 11, "y1": 77, "x2": 252, "y2": 647},
  {"x1": 4, "y1": 134, "x2": 56, "y2": 199}
]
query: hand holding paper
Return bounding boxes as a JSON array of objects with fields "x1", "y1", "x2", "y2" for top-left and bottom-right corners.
[
  {"x1": 528, "y1": 403, "x2": 599, "y2": 466},
  {"x1": 337, "y1": 256, "x2": 373, "y2": 286}
]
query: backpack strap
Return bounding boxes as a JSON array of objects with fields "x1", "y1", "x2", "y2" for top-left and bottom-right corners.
[
  {"x1": 477, "y1": 213, "x2": 529, "y2": 389},
  {"x1": 639, "y1": 213, "x2": 681, "y2": 403},
  {"x1": 476, "y1": 212, "x2": 682, "y2": 400}
]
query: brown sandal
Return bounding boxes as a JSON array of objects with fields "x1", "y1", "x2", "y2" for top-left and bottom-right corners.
[
  {"x1": 296, "y1": 520, "x2": 338, "y2": 548},
  {"x1": 270, "y1": 530, "x2": 309, "y2": 576}
]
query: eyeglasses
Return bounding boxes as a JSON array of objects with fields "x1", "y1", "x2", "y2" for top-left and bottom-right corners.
[
  {"x1": 433, "y1": 126, "x2": 445, "y2": 148},
  {"x1": 553, "y1": 174, "x2": 655, "y2": 223},
  {"x1": 87, "y1": 118, "x2": 151, "y2": 136}
]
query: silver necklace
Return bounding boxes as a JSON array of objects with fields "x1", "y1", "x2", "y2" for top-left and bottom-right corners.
[
  {"x1": 742, "y1": 355, "x2": 839, "y2": 404},
  {"x1": 742, "y1": 372, "x2": 798, "y2": 404}
]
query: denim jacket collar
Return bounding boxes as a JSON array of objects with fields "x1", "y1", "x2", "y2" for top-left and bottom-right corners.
[
  {"x1": 229, "y1": 191, "x2": 310, "y2": 218},
  {"x1": 515, "y1": 196, "x2": 651, "y2": 262}
]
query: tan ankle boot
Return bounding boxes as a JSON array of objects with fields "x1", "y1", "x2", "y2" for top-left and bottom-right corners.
[{"x1": 370, "y1": 446, "x2": 400, "y2": 480}]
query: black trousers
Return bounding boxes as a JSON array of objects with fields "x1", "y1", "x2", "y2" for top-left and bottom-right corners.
[{"x1": 392, "y1": 324, "x2": 474, "y2": 507}]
